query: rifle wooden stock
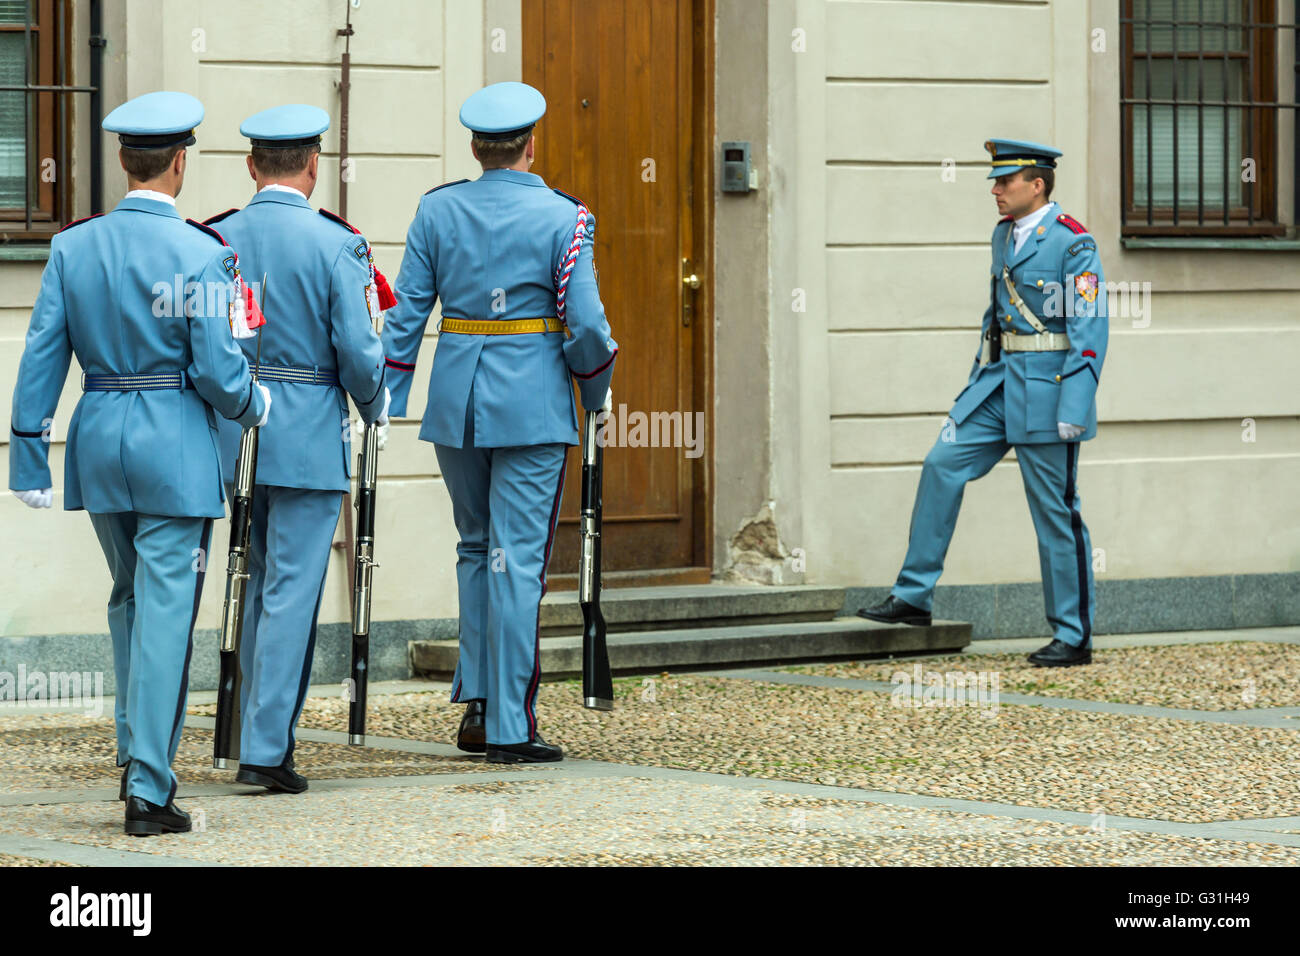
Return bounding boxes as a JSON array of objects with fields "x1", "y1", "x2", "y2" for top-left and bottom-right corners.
[
  {"x1": 579, "y1": 410, "x2": 613, "y2": 710},
  {"x1": 213, "y1": 424, "x2": 259, "y2": 768},
  {"x1": 348, "y1": 422, "x2": 380, "y2": 744}
]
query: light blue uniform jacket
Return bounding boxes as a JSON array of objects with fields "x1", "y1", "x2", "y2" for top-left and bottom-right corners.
[
  {"x1": 380, "y1": 168, "x2": 618, "y2": 448},
  {"x1": 210, "y1": 191, "x2": 387, "y2": 490},
  {"x1": 950, "y1": 202, "x2": 1108, "y2": 443},
  {"x1": 8, "y1": 196, "x2": 266, "y2": 517}
]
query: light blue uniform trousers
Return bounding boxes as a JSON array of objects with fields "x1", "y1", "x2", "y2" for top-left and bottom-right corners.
[
  {"x1": 233, "y1": 484, "x2": 341, "y2": 767},
  {"x1": 435, "y1": 395, "x2": 568, "y2": 746},
  {"x1": 89, "y1": 511, "x2": 212, "y2": 806},
  {"x1": 892, "y1": 385, "x2": 1095, "y2": 648}
]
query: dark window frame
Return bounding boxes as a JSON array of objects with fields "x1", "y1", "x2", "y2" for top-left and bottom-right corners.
[
  {"x1": 1120, "y1": 0, "x2": 1297, "y2": 237},
  {"x1": 0, "y1": 0, "x2": 79, "y2": 240}
]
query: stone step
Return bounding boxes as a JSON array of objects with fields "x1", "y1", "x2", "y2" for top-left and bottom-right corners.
[
  {"x1": 538, "y1": 583, "x2": 846, "y2": 637},
  {"x1": 409, "y1": 616, "x2": 971, "y2": 681}
]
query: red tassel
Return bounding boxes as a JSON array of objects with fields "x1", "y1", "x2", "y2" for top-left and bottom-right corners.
[
  {"x1": 374, "y1": 268, "x2": 397, "y2": 311},
  {"x1": 244, "y1": 280, "x2": 267, "y2": 330}
]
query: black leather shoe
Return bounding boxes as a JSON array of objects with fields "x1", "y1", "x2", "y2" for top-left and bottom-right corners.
[
  {"x1": 124, "y1": 796, "x2": 191, "y2": 836},
  {"x1": 486, "y1": 733, "x2": 563, "y2": 764},
  {"x1": 457, "y1": 699, "x2": 486, "y2": 753},
  {"x1": 118, "y1": 767, "x2": 127, "y2": 802},
  {"x1": 1028, "y1": 638, "x2": 1092, "y2": 667},
  {"x1": 856, "y1": 595, "x2": 932, "y2": 626},
  {"x1": 236, "y1": 759, "x2": 308, "y2": 794}
]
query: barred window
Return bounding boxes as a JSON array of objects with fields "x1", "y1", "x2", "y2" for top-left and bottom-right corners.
[
  {"x1": 1121, "y1": 0, "x2": 1297, "y2": 236},
  {"x1": 0, "y1": 0, "x2": 75, "y2": 239}
]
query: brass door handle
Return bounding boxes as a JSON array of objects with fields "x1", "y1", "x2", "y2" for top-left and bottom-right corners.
[{"x1": 681, "y1": 258, "x2": 700, "y2": 327}]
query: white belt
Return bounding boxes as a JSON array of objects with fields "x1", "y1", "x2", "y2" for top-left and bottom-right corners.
[{"x1": 1001, "y1": 331, "x2": 1071, "y2": 352}]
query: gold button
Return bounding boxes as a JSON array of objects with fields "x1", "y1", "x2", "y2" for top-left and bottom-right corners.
[
  {"x1": 1006, "y1": 314, "x2": 1013, "y2": 321},
  {"x1": 1036, "y1": 279, "x2": 1044, "y2": 287},
  {"x1": 1054, "y1": 374, "x2": 1062, "y2": 382}
]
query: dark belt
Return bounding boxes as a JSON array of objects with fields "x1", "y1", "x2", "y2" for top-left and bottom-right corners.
[
  {"x1": 254, "y1": 365, "x2": 340, "y2": 386},
  {"x1": 82, "y1": 372, "x2": 190, "y2": 391},
  {"x1": 82, "y1": 364, "x2": 340, "y2": 392}
]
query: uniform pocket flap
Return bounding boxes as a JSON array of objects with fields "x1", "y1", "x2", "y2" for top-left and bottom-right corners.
[{"x1": 1023, "y1": 374, "x2": 1060, "y2": 433}]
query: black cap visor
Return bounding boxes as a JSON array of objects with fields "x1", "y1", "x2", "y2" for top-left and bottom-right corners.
[{"x1": 118, "y1": 130, "x2": 196, "y2": 150}]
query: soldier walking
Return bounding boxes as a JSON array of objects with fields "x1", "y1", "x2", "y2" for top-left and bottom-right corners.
[
  {"x1": 204, "y1": 105, "x2": 390, "y2": 793},
  {"x1": 859, "y1": 139, "x2": 1108, "y2": 667},
  {"x1": 381, "y1": 82, "x2": 617, "y2": 762},
  {"x1": 7, "y1": 92, "x2": 270, "y2": 834}
]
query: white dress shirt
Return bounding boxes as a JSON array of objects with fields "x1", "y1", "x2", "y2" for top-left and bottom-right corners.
[
  {"x1": 258, "y1": 183, "x2": 308, "y2": 200},
  {"x1": 124, "y1": 189, "x2": 176, "y2": 206},
  {"x1": 1012, "y1": 202, "x2": 1054, "y2": 253}
]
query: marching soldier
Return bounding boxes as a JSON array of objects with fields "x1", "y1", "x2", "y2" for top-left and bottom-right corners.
[
  {"x1": 381, "y1": 82, "x2": 617, "y2": 762},
  {"x1": 858, "y1": 139, "x2": 1107, "y2": 667},
  {"x1": 7, "y1": 92, "x2": 270, "y2": 834},
  {"x1": 205, "y1": 105, "x2": 389, "y2": 793}
]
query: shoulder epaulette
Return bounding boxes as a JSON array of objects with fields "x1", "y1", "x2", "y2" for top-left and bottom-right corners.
[
  {"x1": 57, "y1": 213, "x2": 104, "y2": 234},
  {"x1": 319, "y1": 208, "x2": 360, "y2": 234},
  {"x1": 1056, "y1": 213, "x2": 1088, "y2": 235},
  {"x1": 203, "y1": 208, "x2": 239, "y2": 227},
  {"x1": 552, "y1": 187, "x2": 589, "y2": 208},
  {"x1": 186, "y1": 218, "x2": 228, "y2": 245},
  {"x1": 424, "y1": 178, "x2": 469, "y2": 196}
]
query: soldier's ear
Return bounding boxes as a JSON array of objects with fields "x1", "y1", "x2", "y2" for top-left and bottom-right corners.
[
  {"x1": 173, "y1": 148, "x2": 187, "y2": 177},
  {"x1": 245, "y1": 154, "x2": 257, "y2": 183},
  {"x1": 307, "y1": 150, "x2": 320, "y2": 181}
]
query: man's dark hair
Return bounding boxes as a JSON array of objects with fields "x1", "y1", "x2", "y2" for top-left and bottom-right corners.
[
  {"x1": 120, "y1": 143, "x2": 185, "y2": 182},
  {"x1": 1021, "y1": 165, "x2": 1055, "y2": 199},
  {"x1": 471, "y1": 129, "x2": 532, "y2": 168},
  {"x1": 251, "y1": 143, "x2": 321, "y2": 178}
]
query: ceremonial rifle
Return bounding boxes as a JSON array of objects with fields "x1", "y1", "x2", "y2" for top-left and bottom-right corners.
[
  {"x1": 579, "y1": 409, "x2": 613, "y2": 710},
  {"x1": 213, "y1": 274, "x2": 267, "y2": 769},
  {"x1": 347, "y1": 311, "x2": 383, "y2": 745}
]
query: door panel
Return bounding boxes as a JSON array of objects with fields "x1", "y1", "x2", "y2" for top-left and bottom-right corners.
[{"x1": 523, "y1": 0, "x2": 709, "y2": 578}]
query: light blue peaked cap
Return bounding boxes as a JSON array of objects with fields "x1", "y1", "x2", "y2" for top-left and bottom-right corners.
[
  {"x1": 459, "y1": 82, "x2": 546, "y2": 140},
  {"x1": 984, "y1": 138, "x2": 1063, "y2": 179},
  {"x1": 240, "y1": 104, "x2": 330, "y2": 147},
  {"x1": 103, "y1": 91, "x2": 204, "y2": 149}
]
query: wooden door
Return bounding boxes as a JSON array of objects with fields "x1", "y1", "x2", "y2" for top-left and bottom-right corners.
[{"x1": 523, "y1": 0, "x2": 712, "y2": 585}]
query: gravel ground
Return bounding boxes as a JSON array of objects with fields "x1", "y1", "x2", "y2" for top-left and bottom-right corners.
[
  {"x1": 2, "y1": 778, "x2": 1297, "y2": 866},
  {"x1": 291, "y1": 676, "x2": 1300, "y2": 824},
  {"x1": 0, "y1": 853, "x2": 78, "y2": 867},
  {"x1": 0, "y1": 711, "x2": 503, "y2": 794},
  {"x1": 788, "y1": 642, "x2": 1300, "y2": 711}
]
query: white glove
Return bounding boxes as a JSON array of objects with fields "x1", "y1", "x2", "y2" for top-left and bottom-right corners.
[
  {"x1": 376, "y1": 421, "x2": 390, "y2": 451},
  {"x1": 255, "y1": 384, "x2": 272, "y2": 428},
  {"x1": 13, "y1": 488, "x2": 53, "y2": 509},
  {"x1": 1057, "y1": 422, "x2": 1084, "y2": 441},
  {"x1": 377, "y1": 387, "x2": 391, "y2": 426},
  {"x1": 601, "y1": 388, "x2": 613, "y2": 414}
]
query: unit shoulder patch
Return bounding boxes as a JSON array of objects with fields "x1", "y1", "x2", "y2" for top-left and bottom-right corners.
[
  {"x1": 424, "y1": 178, "x2": 469, "y2": 196},
  {"x1": 1056, "y1": 213, "x2": 1088, "y2": 235},
  {"x1": 203, "y1": 208, "x2": 239, "y2": 227},
  {"x1": 1067, "y1": 237, "x2": 1097, "y2": 257},
  {"x1": 56, "y1": 213, "x2": 104, "y2": 234},
  {"x1": 1074, "y1": 272, "x2": 1099, "y2": 302},
  {"x1": 319, "y1": 208, "x2": 360, "y2": 234},
  {"x1": 185, "y1": 218, "x2": 228, "y2": 246}
]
